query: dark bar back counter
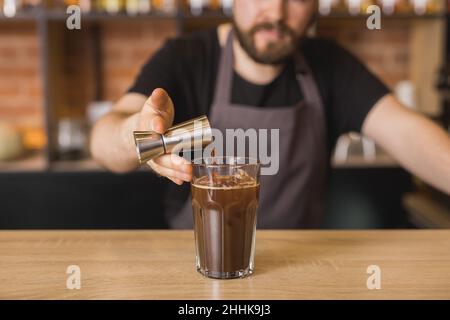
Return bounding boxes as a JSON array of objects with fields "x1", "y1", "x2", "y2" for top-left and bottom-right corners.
[
  {"x1": 0, "y1": 171, "x2": 169, "y2": 229},
  {"x1": 0, "y1": 168, "x2": 412, "y2": 229}
]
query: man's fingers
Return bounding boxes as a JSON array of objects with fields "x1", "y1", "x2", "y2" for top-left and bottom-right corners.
[
  {"x1": 167, "y1": 177, "x2": 184, "y2": 186},
  {"x1": 149, "y1": 162, "x2": 184, "y2": 185},
  {"x1": 148, "y1": 156, "x2": 192, "y2": 182},
  {"x1": 138, "y1": 113, "x2": 166, "y2": 134},
  {"x1": 151, "y1": 116, "x2": 166, "y2": 134},
  {"x1": 147, "y1": 88, "x2": 169, "y2": 110},
  {"x1": 141, "y1": 88, "x2": 174, "y2": 134},
  {"x1": 153, "y1": 154, "x2": 193, "y2": 176},
  {"x1": 149, "y1": 163, "x2": 192, "y2": 182}
]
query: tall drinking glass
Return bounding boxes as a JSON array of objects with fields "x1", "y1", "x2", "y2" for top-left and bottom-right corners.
[{"x1": 190, "y1": 157, "x2": 260, "y2": 279}]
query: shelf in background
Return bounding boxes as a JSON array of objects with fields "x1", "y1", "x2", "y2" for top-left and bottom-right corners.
[
  {"x1": 50, "y1": 158, "x2": 103, "y2": 172},
  {"x1": 49, "y1": 158, "x2": 155, "y2": 173},
  {"x1": 332, "y1": 153, "x2": 398, "y2": 168},
  {"x1": 0, "y1": 153, "x2": 47, "y2": 173},
  {"x1": 0, "y1": 156, "x2": 155, "y2": 173},
  {"x1": 182, "y1": 11, "x2": 231, "y2": 20},
  {"x1": 318, "y1": 13, "x2": 446, "y2": 20},
  {"x1": 1, "y1": 9, "x2": 445, "y2": 23},
  {"x1": 50, "y1": 154, "x2": 399, "y2": 173},
  {"x1": 403, "y1": 192, "x2": 450, "y2": 228},
  {"x1": 0, "y1": 154, "x2": 398, "y2": 173},
  {"x1": 44, "y1": 10, "x2": 178, "y2": 21},
  {"x1": 0, "y1": 11, "x2": 39, "y2": 22}
]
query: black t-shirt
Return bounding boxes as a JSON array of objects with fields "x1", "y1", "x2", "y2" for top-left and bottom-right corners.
[{"x1": 128, "y1": 28, "x2": 390, "y2": 154}]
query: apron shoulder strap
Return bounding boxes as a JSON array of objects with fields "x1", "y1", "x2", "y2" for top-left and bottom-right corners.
[
  {"x1": 294, "y1": 50, "x2": 324, "y2": 111},
  {"x1": 212, "y1": 29, "x2": 235, "y2": 105}
]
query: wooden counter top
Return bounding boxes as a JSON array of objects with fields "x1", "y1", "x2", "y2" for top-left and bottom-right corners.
[{"x1": 0, "y1": 230, "x2": 449, "y2": 299}]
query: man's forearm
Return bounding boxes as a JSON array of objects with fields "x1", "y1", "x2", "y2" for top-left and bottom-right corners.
[
  {"x1": 397, "y1": 114, "x2": 450, "y2": 194},
  {"x1": 365, "y1": 95, "x2": 450, "y2": 195},
  {"x1": 90, "y1": 112, "x2": 140, "y2": 173}
]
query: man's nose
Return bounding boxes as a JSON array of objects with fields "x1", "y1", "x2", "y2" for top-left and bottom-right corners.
[{"x1": 264, "y1": 0, "x2": 286, "y2": 22}]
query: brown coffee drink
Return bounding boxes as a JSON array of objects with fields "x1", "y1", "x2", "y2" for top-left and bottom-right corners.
[{"x1": 191, "y1": 171, "x2": 260, "y2": 279}]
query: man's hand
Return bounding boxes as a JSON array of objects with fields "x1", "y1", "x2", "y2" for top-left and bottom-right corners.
[
  {"x1": 139, "y1": 88, "x2": 192, "y2": 185},
  {"x1": 91, "y1": 88, "x2": 193, "y2": 184}
]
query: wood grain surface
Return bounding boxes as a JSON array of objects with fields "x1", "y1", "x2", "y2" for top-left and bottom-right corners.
[{"x1": 0, "y1": 230, "x2": 449, "y2": 299}]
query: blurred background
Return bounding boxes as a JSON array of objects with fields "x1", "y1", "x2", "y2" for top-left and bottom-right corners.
[{"x1": 0, "y1": 0, "x2": 449, "y2": 229}]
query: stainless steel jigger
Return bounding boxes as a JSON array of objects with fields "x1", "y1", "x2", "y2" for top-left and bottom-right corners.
[{"x1": 133, "y1": 115, "x2": 213, "y2": 164}]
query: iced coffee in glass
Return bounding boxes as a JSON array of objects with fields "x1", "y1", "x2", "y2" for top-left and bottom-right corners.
[{"x1": 190, "y1": 157, "x2": 260, "y2": 279}]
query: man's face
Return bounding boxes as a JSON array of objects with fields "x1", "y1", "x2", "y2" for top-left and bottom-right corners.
[{"x1": 233, "y1": 0, "x2": 316, "y2": 65}]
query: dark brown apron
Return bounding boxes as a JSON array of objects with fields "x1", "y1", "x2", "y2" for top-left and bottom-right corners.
[{"x1": 168, "y1": 30, "x2": 328, "y2": 229}]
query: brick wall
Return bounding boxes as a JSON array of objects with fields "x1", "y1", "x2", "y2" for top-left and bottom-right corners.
[
  {"x1": 0, "y1": 22, "x2": 43, "y2": 130},
  {"x1": 0, "y1": 18, "x2": 426, "y2": 134},
  {"x1": 100, "y1": 20, "x2": 177, "y2": 101},
  {"x1": 0, "y1": 20, "x2": 176, "y2": 130},
  {"x1": 317, "y1": 19, "x2": 411, "y2": 89}
]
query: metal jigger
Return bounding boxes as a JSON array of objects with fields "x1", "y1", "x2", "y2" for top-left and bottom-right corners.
[{"x1": 133, "y1": 115, "x2": 213, "y2": 164}]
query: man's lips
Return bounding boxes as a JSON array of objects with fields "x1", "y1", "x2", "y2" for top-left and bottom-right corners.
[{"x1": 255, "y1": 29, "x2": 284, "y2": 41}]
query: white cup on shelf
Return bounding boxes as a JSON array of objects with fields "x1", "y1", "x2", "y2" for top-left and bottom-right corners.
[{"x1": 395, "y1": 80, "x2": 417, "y2": 110}]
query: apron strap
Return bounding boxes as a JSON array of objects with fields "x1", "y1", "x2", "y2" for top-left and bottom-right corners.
[
  {"x1": 212, "y1": 29, "x2": 235, "y2": 106},
  {"x1": 294, "y1": 52, "x2": 325, "y2": 113}
]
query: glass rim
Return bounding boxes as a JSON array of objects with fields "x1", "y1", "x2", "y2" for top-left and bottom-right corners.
[{"x1": 192, "y1": 156, "x2": 260, "y2": 168}]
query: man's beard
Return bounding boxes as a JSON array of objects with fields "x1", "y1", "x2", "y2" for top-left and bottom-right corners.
[{"x1": 233, "y1": 20, "x2": 299, "y2": 65}]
